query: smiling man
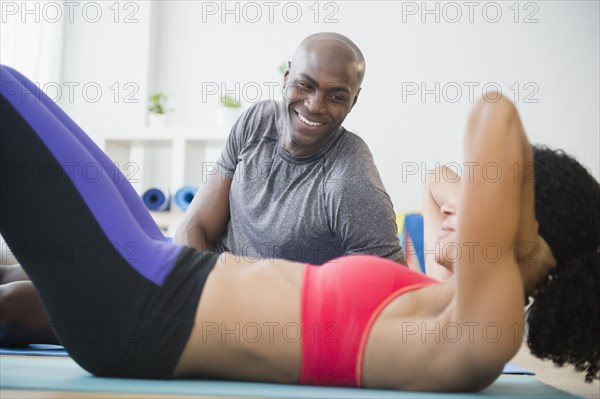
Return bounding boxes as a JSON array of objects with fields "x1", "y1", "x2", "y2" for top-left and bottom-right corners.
[
  {"x1": 175, "y1": 32, "x2": 401, "y2": 264},
  {"x1": 281, "y1": 33, "x2": 364, "y2": 157}
]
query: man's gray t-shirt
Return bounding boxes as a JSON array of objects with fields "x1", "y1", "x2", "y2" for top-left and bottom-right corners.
[{"x1": 215, "y1": 101, "x2": 401, "y2": 264}]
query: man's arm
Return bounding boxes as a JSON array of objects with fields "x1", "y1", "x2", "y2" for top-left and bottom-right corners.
[
  {"x1": 174, "y1": 103, "x2": 255, "y2": 251},
  {"x1": 174, "y1": 172, "x2": 232, "y2": 251},
  {"x1": 175, "y1": 102, "x2": 260, "y2": 251}
]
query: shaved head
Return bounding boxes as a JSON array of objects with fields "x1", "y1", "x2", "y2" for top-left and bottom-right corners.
[{"x1": 291, "y1": 32, "x2": 366, "y2": 89}]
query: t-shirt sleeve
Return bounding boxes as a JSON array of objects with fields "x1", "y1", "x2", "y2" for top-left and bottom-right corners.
[
  {"x1": 216, "y1": 104, "x2": 256, "y2": 176},
  {"x1": 324, "y1": 138, "x2": 403, "y2": 262}
]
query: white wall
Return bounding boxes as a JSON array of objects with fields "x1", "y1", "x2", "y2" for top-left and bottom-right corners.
[
  {"x1": 59, "y1": 1, "x2": 153, "y2": 131},
  {"x1": 0, "y1": 0, "x2": 64, "y2": 85},
  {"x1": 151, "y1": 1, "x2": 599, "y2": 211},
  {"x1": 3, "y1": 1, "x2": 598, "y2": 212}
]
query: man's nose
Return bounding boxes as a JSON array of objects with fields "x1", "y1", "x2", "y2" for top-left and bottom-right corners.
[{"x1": 305, "y1": 91, "x2": 324, "y2": 113}]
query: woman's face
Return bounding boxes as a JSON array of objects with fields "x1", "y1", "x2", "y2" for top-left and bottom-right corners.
[{"x1": 435, "y1": 203, "x2": 459, "y2": 271}]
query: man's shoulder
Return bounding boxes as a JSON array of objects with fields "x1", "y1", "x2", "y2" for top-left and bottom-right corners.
[
  {"x1": 327, "y1": 129, "x2": 375, "y2": 167},
  {"x1": 323, "y1": 129, "x2": 383, "y2": 189},
  {"x1": 232, "y1": 100, "x2": 281, "y2": 143},
  {"x1": 336, "y1": 129, "x2": 371, "y2": 153},
  {"x1": 244, "y1": 100, "x2": 281, "y2": 122}
]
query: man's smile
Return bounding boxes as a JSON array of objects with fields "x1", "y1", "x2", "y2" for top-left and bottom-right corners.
[{"x1": 294, "y1": 110, "x2": 325, "y2": 127}]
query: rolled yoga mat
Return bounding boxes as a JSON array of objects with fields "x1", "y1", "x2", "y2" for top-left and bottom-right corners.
[
  {"x1": 141, "y1": 188, "x2": 170, "y2": 211},
  {"x1": 174, "y1": 185, "x2": 198, "y2": 211}
]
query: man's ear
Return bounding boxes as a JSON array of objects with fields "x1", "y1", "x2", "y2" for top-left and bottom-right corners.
[{"x1": 350, "y1": 88, "x2": 361, "y2": 111}]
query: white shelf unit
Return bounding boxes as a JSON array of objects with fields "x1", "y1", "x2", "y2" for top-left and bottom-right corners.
[{"x1": 93, "y1": 127, "x2": 227, "y2": 235}]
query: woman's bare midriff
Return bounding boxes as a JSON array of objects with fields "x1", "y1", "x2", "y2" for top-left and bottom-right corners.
[{"x1": 173, "y1": 253, "x2": 306, "y2": 382}]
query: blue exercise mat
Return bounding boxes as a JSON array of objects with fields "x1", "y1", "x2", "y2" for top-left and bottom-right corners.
[
  {"x1": 0, "y1": 344, "x2": 535, "y2": 376},
  {"x1": 173, "y1": 185, "x2": 198, "y2": 211},
  {"x1": 0, "y1": 356, "x2": 575, "y2": 398},
  {"x1": 0, "y1": 344, "x2": 68, "y2": 357},
  {"x1": 141, "y1": 187, "x2": 170, "y2": 211},
  {"x1": 502, "y1": 362, "x2": 536, "y2": 375},
  {"x1": 404, "y1": 213, "x2": 426, "y2": 273}
]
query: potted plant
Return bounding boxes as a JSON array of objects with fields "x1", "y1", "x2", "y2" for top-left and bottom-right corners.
[
  {"x1": 215, "y1": 94, "x2": 242, "y2": 130},
  {"x1": 147, "y1": 92, "x2": 172, "y2": 127}
]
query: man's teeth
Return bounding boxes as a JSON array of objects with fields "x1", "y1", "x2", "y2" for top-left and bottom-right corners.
[{"x1": 297, "y1": 113, "x2": 323, "y2": 127}]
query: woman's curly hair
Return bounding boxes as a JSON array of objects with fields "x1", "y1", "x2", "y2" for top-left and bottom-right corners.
[{"x1": 526, "y1": 145, "x2": 600, "y2": 383}]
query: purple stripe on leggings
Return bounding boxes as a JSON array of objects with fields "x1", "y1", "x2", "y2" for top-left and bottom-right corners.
[
  {"x1": 0, "y1": 65, "x2": 182, "y2": 285},
  {"x1": 3, "y1": 66, "x2": 165, "y2": 241}
]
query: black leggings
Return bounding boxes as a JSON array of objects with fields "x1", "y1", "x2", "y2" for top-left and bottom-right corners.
[{"x1": 0, "y1": 65, "x2": 219, "y2": 378}]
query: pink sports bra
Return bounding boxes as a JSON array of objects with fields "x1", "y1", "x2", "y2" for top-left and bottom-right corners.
[{"x1": 300, "y1": 255, "x2": 438, "y2": 387}]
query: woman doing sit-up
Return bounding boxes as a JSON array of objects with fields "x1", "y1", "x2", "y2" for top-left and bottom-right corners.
[{"x1": 0, "y1": 64, "x2": 598, "y2": 391}]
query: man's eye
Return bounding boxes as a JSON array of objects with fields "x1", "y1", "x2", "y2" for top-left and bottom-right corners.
[
  {"x1": 297, "y1": 81, "x2": 312, "y2": 89},
  {"x1": 330, "y1": 95, "x2": 345, "y2": 102}
]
